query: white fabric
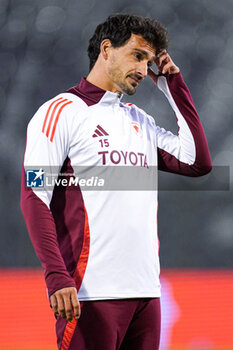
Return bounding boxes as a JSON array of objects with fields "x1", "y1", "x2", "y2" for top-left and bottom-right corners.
[
  {"x1": 24, "y1": 80, "x2": 196, "y2": 300},
  {"x1": 157, "y1": 76, "x2": 196, "y2": 164}
]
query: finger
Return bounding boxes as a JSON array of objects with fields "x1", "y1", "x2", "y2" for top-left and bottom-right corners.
[
  {"x1": 50, "y1": 294, "x2": 59, "y2": 316},
  {"x1": 63, "y1": 293, "x2": 74, "y2": 322},
  {"x1": 70, "y1": 289, "x2": 81, "y2": 319},
  {"x1": 161, "y1": 61, "x2": 179, "y2": 74},
  {"x1": 161, "y1": 61, "x2": 173, "y2": 74},
  {"x1": 156, "y1": 57, "x2": 169, "y2": 74},
  {"x1": 56, "y1": 293, "x2": 66, "y2": 320},
  {"x1": 156, "y1": 53, "x2": 169, "y2": 68},
  {"x1": 156, "y1": 49, "x2": 167, "y2": 58}
]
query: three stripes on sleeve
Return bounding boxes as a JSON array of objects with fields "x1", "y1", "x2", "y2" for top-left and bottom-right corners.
[{"x1": 42, "y1": 97, "x2": 73, "y2": 142}]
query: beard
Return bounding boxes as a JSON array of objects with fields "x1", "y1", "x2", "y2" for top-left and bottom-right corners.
[
  {"x1": 107, "y1": 61, "x2": 137, "y2": 95},
  {"x1": 117, "y1": 79, "x2": 136, "y2": 95}
]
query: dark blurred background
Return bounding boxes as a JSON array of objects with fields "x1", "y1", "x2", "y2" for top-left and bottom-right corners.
[{"x1": 0, "y1": 0, "x2": 232, "y2": 269}]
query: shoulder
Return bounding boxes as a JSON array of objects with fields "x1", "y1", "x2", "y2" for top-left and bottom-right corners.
[
  {"x1": 41, "y1": 92, "x2": 88, "y2": 115},
  {"x1": 27, "y1": 93, "x2": 87, "y2": 143},
  {"x1": 29, "y1": 92, "x2": 88, "y2": 128}
]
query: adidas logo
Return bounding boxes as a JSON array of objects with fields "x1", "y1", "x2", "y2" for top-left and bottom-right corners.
[{"x1": 92, "y1": 125, "x2": 109, "y2": 138}]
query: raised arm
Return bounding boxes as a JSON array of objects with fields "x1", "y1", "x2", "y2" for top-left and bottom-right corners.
[{"x1": 149, "y1": 51, "x2": 212, "y2": 176}]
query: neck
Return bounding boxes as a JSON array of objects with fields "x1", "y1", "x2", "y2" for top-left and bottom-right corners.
[{"x1": 86, "y1": 61, "x2": 119, "y2": 93}]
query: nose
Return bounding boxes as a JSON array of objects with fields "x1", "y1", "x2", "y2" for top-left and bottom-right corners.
[{"x1": 136, "y1": 61, "x2": 148, "y2": 78}]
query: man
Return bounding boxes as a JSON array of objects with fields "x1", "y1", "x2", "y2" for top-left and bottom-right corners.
[{"x1": 21, "y1": 14, "x2": 212, "y2": 350}]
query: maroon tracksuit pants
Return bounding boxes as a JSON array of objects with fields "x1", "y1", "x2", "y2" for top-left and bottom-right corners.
[{"x1": 56, "y1": 298, "x2": 161, "y2": 350}]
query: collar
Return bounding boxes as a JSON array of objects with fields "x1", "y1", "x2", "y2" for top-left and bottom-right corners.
[{"x1": 67, "y1": 78, "x2": 123, "y2": 106}]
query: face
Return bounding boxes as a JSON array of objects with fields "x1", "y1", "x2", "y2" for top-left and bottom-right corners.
[{"x1": 105, "y1": 34, "x2": 156, "y2": 95}]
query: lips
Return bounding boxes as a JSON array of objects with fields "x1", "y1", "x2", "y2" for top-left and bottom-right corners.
[
  {"x1": 128, "y1": 75, "x2": 141, "y2": 86},
  {"x1": 130, "y1": 77, "x2": 139, "y2": 85}
]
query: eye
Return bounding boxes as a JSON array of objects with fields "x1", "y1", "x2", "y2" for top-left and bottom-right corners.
[{"x1": 134, "y1": 53, "x2": 142, "y2": 61}]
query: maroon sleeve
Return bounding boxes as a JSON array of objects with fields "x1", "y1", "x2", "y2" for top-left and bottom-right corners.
[
  {"x1": 20, "y1": 165, "x2": 76, "y2": 298},
  {"x1": 157, "y1": 72, "x2": 212, "y2": 177}
]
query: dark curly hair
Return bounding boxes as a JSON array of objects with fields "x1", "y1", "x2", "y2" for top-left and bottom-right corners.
[{"x1": 88, "y1": 14, "x2": 168, "y2": 71}]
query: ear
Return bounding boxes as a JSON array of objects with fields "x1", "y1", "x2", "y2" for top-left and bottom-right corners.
[{"x1": 100, "y1": 39, "x2": 112, "y2": 60}]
